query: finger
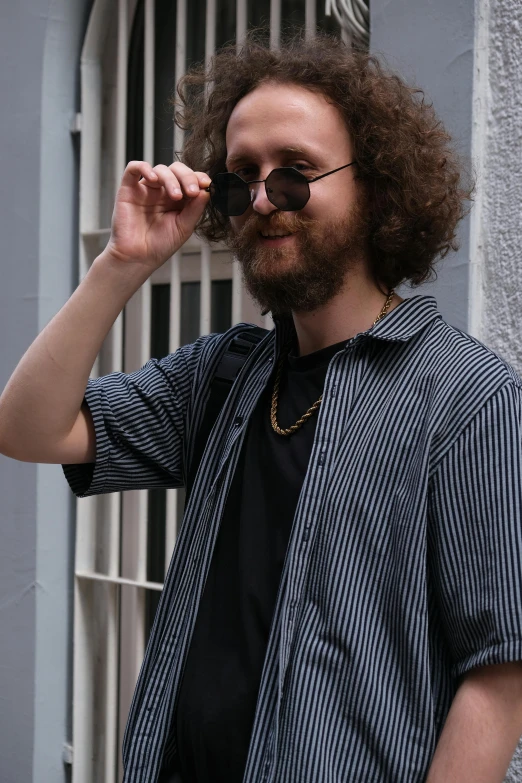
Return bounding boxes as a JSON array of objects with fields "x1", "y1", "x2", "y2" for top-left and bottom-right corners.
[
  {"x1": 121, "y1": 160, "x2": 158, "y2": 187},
  {"x1": 167, "y1": 162, "x2": 208, "y2": 198},
  {"x1": 194, "y1": 171, "x2": 212, "y2": 189},
  {"x1": 152, "y1": 164, "x2": 186, "y2": 200},
  {"x1": 175, "y1": 187, "x2": 211, "y2": 237}
]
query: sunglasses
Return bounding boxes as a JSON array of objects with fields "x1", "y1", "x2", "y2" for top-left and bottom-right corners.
[{"x1": 205, "y1": 162, "x2": 356, "y2": 216}]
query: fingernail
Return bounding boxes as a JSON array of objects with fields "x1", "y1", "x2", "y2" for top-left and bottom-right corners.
[
  {"x1": 188, "y1": 184, "x2": 198, "y2": 193},
  {"x1": 173, "y1": 188, "x2": 182, "y2": 196}
]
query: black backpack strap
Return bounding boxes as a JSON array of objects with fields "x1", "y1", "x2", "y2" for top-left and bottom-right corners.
[{"x1": 185, "y1": 326, "x2": 269, "y2": 502}]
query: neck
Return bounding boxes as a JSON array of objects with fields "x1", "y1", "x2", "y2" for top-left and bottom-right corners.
[{"x1": 291, "y1": 269, "x2": 402, "y2": 356}]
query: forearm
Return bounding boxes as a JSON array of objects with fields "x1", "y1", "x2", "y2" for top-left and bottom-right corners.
[
  {"x1": 0, "y1": 251, "x2": 148, "y2": 460},
  {"x1": 426, "y1": 662, "x2": 522, "y2": 783}
]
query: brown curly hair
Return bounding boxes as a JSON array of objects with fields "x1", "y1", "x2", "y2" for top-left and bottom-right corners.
[{"x1": 175, "y1": 30, "x2": 475, "y2": 290}]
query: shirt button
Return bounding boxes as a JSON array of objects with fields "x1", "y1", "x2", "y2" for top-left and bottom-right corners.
[
  {"x1": 234, "y1": 415, "x2": 243, "y2": 426},
  {"x1": 318, "y1": 451, "x2": 326, "y2": 466}
]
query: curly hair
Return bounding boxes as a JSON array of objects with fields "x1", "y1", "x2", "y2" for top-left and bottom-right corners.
[{"x1": 175, "y1": 31, "x2": 475, "y2": 291}]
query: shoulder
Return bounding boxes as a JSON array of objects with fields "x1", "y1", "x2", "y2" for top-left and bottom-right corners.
[
  {"x1": 154, "y1": 321, "x2": 265, "y2": 378},
  {"x1": 417, "y1": 318, "x2": 522, "y2": 466},
  {"x1": 87, "y1": 322, "x2": 266, "y2": 407},
  {"x1": 372, "y1": 295, "x2": 521, "y2": 397},
  {"x1": 152, "y1": 322, "x2": 273, "y2": 415},
  {"x1": 424, "y1": 318, "x2": 522, "y2": 399}
]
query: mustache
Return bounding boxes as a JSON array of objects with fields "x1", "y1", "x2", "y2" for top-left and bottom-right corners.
[{"x1": 233, "y1": 211, "x2": 317, "y2": 239}]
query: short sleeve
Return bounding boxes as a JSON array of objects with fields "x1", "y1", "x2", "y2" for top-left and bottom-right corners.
[
  {"x1": 63, "y1": 334, "x2": 218, "y2": 497},
  {"x1": 428, "y1": 381, "x2": 522, "y2": 678}
]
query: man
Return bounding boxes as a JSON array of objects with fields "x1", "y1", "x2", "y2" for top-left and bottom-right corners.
[{"x1": 1, "y1": 33, "x2": 522, "y2": 783}]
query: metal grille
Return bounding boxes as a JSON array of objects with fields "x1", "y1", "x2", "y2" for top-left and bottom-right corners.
[{"x1": 74, "y1": 1, "x2": 344, "y2": 780}]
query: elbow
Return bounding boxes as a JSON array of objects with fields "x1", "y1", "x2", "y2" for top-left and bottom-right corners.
[{"x1": 0, "y1": 410, "x2": 32, "y2": 462}]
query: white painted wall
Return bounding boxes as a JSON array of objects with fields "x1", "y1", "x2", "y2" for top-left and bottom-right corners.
[{"x1": 472, "y1": 0, "x2": 522, "y2": 377}]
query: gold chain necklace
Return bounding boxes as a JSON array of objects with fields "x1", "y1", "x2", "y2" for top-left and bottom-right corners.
[{"x1": 270, "y1": 290, "x2": 395, "y2": 437}]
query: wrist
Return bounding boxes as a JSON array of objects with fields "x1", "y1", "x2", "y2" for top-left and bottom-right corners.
[{"x1": 90, "y1": 248, "x2": 152, "y2": 296}]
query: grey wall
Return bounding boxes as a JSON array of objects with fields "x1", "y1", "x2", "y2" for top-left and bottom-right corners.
[
  {"x1": 0, "y1": 3, "x2": 48, "y2": 780},
  {"x1": 0, "y1": 1, "x2": 91, "y2": 781},
  {"x1": 370, "y1": 0, "x2": 475, "y2": 331}
]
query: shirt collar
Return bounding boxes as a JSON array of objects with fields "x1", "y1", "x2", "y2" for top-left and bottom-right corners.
[
  {"x1": 367, "y1": 295, "x2": 441, "y2": 342},
  {"x1": 272, "y1": 295, "x2": 441, "y2": 349}
]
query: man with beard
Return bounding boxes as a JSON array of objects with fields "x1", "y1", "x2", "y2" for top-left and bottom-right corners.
[{"x1": 1, "y1": 33, "x2": 522, "y2": 783}]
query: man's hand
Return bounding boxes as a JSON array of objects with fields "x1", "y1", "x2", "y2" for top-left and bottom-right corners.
[
  {"x1": 105, "y1": 160, "x2": 211, "y2": 272},
  {"x1": 426, "y1": 661, "x2": 522, "y2": 783}
]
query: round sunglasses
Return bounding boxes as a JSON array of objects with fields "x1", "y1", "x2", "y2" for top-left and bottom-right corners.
[{"x1": 206, "y1": 162, "x2": 356, "y2": 216}]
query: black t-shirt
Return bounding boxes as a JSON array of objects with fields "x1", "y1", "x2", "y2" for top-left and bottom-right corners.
[{"x1": 174, "y1": 338, "x2": 346, "y2": 783}]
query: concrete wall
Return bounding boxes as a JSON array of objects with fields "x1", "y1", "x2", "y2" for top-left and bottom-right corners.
[
  {"x1": 476, "y1": 0, "x2": 522, "y2": 375},
  {"x1": 0, "y1": 1, "x2": 91, "y2": 781}
]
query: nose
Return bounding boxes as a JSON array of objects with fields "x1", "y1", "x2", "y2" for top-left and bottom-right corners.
[{"x1": 250, "y1": 180, "x2": 278, "y2": 215}]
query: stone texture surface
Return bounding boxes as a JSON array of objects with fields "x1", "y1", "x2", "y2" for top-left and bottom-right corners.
[
  {"x1": 480, "y1": 0, "x2": 522, "y2": 375},
  {"x1": 481, "y1": 1, "x2": 522, "y2": 780}
]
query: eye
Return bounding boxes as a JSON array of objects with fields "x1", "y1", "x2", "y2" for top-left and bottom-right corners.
[
  {"x1": 289, "y1": 162, "x2": 314, "y2": 174},
  {"x1": 234, "y1": 166, "x2": 257, "y2": 181}
]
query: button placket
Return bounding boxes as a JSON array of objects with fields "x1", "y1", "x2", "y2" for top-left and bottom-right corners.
[
  {"x1": 280, "y1": 348, "x2": 360, "y2": 706},
  {"x1": 279, "y1": 355, "x2": 348, "y2": 681}
]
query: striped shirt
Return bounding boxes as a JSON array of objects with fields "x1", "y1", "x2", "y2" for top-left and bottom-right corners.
[{"x1": 64, "y1": 295, "x2": 522, "y2": 782}]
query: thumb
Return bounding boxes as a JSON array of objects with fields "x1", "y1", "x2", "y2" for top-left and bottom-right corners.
[{"x1": 176, "y1": 189, "x2": 211, "y2": 241}]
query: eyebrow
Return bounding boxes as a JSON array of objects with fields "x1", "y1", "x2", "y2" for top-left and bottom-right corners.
[{"x1": 225, "y1": 146, "x2": 319, "y2": 168}]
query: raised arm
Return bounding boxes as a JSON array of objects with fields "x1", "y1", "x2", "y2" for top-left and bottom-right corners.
[{"x1": 0, "y1": 160, "x2": 210, "y2": 465}]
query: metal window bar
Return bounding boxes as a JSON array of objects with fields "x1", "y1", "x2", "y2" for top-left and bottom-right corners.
[
  {"x1": 117, "y1": 0, "x2": 153, "y2": 773},
  {"x1": 75, "y1": 1, "x2": 124, "y2": 779},
  {"x1": 102, "y1": 2, "x2": 130, "y2": 778},
  {"x1": 74, "y1": 2, "x2": 346, "y2": 781}
]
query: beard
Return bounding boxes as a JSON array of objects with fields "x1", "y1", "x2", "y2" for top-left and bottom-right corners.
[{"x1": 227, "y1": 199, "x2": 371, "y2": 315}]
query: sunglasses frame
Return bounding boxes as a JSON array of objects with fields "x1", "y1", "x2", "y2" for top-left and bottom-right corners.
[{"x1": 206, "y1": 161, "x2": 357, "y2": 216}]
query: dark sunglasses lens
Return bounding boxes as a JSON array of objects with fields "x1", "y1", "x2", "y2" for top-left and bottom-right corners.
[
  {"x1": 210, "y1": 172, "x2": 250, "y2": 216},
  {"x1": 265, "y1": 168, "x2": 310, "y2": 211}
]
